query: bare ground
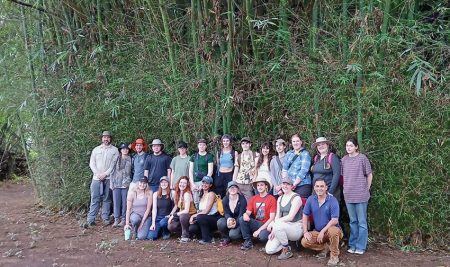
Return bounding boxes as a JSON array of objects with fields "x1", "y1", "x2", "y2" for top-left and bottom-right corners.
[{"x1": 0, "y1": 181, "x2": 448, "y2": 267}]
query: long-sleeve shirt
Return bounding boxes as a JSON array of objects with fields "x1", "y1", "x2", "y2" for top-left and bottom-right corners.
[
  {"x1": 311, "y1": 153, "x2": 341, "y2": 195},
  {"x1": 89, "y1": 144, "x2": 119, "y2": 180},
  {"x1": 282, "y1": 148, "x2": 311, "y2": 186},
  {"x1": 110, "y1": 155, "x2": 132, "y2": 189},
  {"x1": 269, "y1": 154, "x2": 286, "y2": 194}
]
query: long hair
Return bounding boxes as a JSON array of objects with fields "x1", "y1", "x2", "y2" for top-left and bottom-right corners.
[
  {"x1": 157, "y1": 180, "x2": 171, "y2": 199},
  {"x1": 256, "y1": 142, "x2": 274, "y2": 170},
  {"x1": 175, "y1": 176, "x2": 192, "y2": 204}
]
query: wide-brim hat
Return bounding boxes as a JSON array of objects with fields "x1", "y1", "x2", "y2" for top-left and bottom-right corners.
[
  {"x1": 240, "y1": 137, "x2": 252, "y2": 143},
  {"x1": 101, "y1": 131, "x2": 112, "y2": 137},
  {"x1": 311, "y1": 137, "x2": 332, "y2": 149},
  {"x1": 252, "y1": 177, "x2": 272, "y2": 191},
  {"x1": 130, "y1": 138, "x2": 148, "y2": 152},
  {"x1": 151, "y1": 139, "x2": 164, "y2": 147}
]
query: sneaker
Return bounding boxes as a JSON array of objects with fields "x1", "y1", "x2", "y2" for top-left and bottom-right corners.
[
  {"x1": 277, "y1": 246, "x2": 293, "y2": 260},
  {"x1": 179, "y1": 237, "x2": 191, "y2": 243},
  {"x1": 82, "y1": 221, "x2": 95, "y2": 228},
  {"x1": 327, "y1": 255, "x2": 339, "y2": 266},
  {"x1": 162, "y1": 233, "x2": 171, "y2": 240},
  {"x1": 112, "y1": 219, "x2": 120, "y2": 227},
  {"x1": 316, "y1": 244, "x2": 330, "y2": 259},
  {"x1": 240, "y1": 240, "x2": 253, "y2": 251},
  {"x1": 199, "y1": 240, "x2": 211, "y2": 245},
  {"x1": 354, "y1": 249, "x2": 365, "y2": 255},
  {"x1": 118, "y1": 219, "x2": 125, "y2": 227},
  {"x1": 103, "y1": 220, "x2": 111, "y2": 226},
  {"x1": 347, "y1": 248, "x2": 356, "y2": 254},
  {"x1": 220, "y1": 239, "x2": 231, "y2": 247}
]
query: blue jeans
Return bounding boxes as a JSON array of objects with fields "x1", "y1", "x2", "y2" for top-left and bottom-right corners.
[
  {"x1": 112, "y1": 188, "x2": 128, "y2": 220},
  {"x1": 149, "y1": 185, "x2": 159, "y2": 194},
  {"x1": 346, "y1": 202, "x2": 368, "y2": 251},
  {"x1": 87, "y1": 179, "x2": 112, "y2": 223},
  {"x1": 147, "y1": 215, "x2": 170, "y2": 240},
  {"x1": 130, "y1": 212, "x2": 152, "y2": 240}
]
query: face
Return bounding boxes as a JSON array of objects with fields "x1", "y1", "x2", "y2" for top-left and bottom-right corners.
[
  {"x1": 135, "y1": 143, "x2": 143, "y2": 153},
  {"x1": 160, "y1": 180, "x2": 169, "y2": 189},
  {"x1": 222, "y1": 138, "x2": 231, "y2": 148},
  {"x1": 314, "y1": 180, "x2": 328, "y2": 196},
  {"x1": 281, "y1": 182, "x2": 292, "y2": 193},
  {"x1": 138, "y1": 181, "x2": 148, "y2": 189},
  {"x1": 152, "y1": 144, "x2": 162, "y2": 153},
  {"x1": 275, "y1": 143, "x2": 286, "y2": 154},
  {"x1": 178, "y1": 178, "x2": 188, "y2": 191},
  {"x1": 178, "y1": 147, "x2": 187, "y2": 155},
  {"x1": 346, "y1": 141, "x2": 358, "y2": 154},
  {"x1": 316, "y1": 142, "x2": 329, "y2": 154},
  {"x1": 291, "y1": 136, "x2": 302, "y2": 150},
  {"x1": 202, "y1": 181, "x2": 212, "y2": 190},
  {"x1": 261, "y1": 146, "x2": 270, "y2": 156},
  {"x1": 228, "y1": 186, "x2": 238, "y2": 195},
  {"x1": 121, "y1": 147, "x2": 129, "y2": 155},
  {"x1": 256, "y1": 182, "x2": 268, "y2": 193},
  {"x1": 241, "y1": 141, "x2": 251, "y2": 151},
  {"x1": 102, "y1": 135, "x2": 111, "y2": 145},
  {"x1": 198, "y1": 142, "x2": 207, "y2": 152}
]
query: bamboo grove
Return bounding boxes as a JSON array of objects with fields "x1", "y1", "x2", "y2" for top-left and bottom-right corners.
[{"x1": 0, "y1": 0, "x2": 448, "y2": 249}]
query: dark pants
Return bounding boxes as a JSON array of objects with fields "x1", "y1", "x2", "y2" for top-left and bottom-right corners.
[
  {"x1": 217, "y1": 217, "x2": 242, "y2": 240},
  {"x1": 168, "y1": 213, "x2": 192, "y2": 238},
  {"x1": 189, "y1": 214, "x2": 221, "y2": 242},
  {"x1": 214, "y1": 171, "x2": 234, "y2": 198},
  {"x1": 239, "y1": 217, "x2": 270, "y2": 242},
  {"x1": 294, "y1": 184, "x2": 312, "y2": 198}
]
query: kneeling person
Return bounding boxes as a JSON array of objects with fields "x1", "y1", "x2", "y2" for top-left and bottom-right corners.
[
  {"x1": 301, "y1": 178, "x2": 343, "y2": 266},
  {"x1": 239, "y1": 177, "x2": 276, "y2": 250}
]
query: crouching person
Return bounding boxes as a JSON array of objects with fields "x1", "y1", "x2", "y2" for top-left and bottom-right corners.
[
  {"x1": 239, "y1": 177, "x2": 276, "y2": 250},
  {"x1": 147, "y1": 176, "x2": 174, "y2": 240},
  {"x1": 217, "y1": 181, "x2": 247, "y2": 246},
  {"x1": 301, "y1": 178, "x2": 343, "y2": 266},
  {"x1": 124, "y1": 177, "x2": 153, "y2": 240},
  {"x1": 265, "y1": 177, "x2": 303, "y2": 260}
]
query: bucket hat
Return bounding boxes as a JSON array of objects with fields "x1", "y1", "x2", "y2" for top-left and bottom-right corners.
[
  {"x1": 252, "y1": 176, "x2": 272, "y2": 191},
  {"x1": 130, "y1": 138, "x2": 148, "y2": 152},
  {"x1": 311, "y1": 137, "x2": 332, "y2": 149}
]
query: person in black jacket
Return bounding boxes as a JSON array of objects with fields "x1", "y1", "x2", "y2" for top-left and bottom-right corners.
[{"x1": 217, "y1": 181, "x2": 247, "y2": 246}]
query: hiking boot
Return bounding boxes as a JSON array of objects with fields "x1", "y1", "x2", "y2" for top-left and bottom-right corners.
[
  {"x1": 118, "y1": 218, "x2": 125, "y2": 227},
  {"x1": 82, "y1": 221, "x2": 95, "y2": 228},
  {"x1": 179, "y1": 237, "x2": 191, "y2": 243},
  {"x1": 316, "y1": 244, "x2": 330, "y2": 259},
  {"x1": 162, "y1": 233, "x2": 171, "y2": 240},
  {"x1": 240, "y1": 239, "x2": 253, "y2": 251},
  {"x1": 112, "y1": 219, "x2": 120, "y2": 227},
  {"x1": 103, "y1": 220, "x2": 111, "y2": 226},
  {"x1": 220, "y1": 239, "x2": 231, "y2": 247},
  {"x1": 354, "y1": 249, "x2": 365, "y2": 255},
  {"x1": 277, "y1": 246, "x2": 293, "y2": 260},
  {"x1": 327, "y1": 255, "x2": 339, "y2": 266}
]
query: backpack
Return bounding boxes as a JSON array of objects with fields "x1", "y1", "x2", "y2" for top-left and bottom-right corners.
[
  {"x1": 313, "y1": 152, "x2": 343, "y2": 186},
  {"x1": 215, "y1": 194, "x2": 224, "y2": 215}
]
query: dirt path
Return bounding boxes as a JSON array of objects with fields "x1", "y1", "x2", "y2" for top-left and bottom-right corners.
[{"x1": 0, "y1": 181, "x2": 448, "y2": 267}]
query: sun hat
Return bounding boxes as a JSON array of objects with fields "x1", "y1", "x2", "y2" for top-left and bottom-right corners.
[
  {"x1": 118, "y1": 143, "x2": 129, "y2": 150},
  {"x1": 177, "y1": 141, "x2": 188, "y2": 149},
  {"x1": 252, "y1": 177, "x2": 272, "y2": 191},
  {"x1": 227, "y1": 181, "x2": 239, "y2": 190},
  {"x1": 240, "y1": 137, "x2": 252, "y2": 143},
  {"x1": 130, "y1": 138, "x2": 148, "y2": 152},
  {"x1": 201, "y1": 176, "x2": 214, "y2": 185},
  {"x1": 311, "y1": 137, "x2": 332, "y2": 149},
  {"x1": 160, "y1": 176, "x2": 170, "y2": 183}
]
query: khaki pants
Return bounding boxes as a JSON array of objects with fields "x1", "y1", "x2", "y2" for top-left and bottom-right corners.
[
  {"x1": 265, "y1": 220, "x2": 303, "y2": 254},
  {"x1": 301, "y1": 226, "x2": 343, "y2": 257}
]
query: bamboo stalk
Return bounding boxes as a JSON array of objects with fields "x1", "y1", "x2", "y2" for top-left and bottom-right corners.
[
  {"x1": 191, "y1": 0, "x2": 201, "y2": 77},
  {"x1": 277, "y1": 0, "x2": 289, "y2": 58},
  {"x1": 407, "y1": 0, "x2": 415, "y2": 25},
  {"x1": 20, "y1": 6, "x2": 36, "y2": 91},
  {"x1": 96, "y1": 0, "x2": 103, "y2": 47},
  {"x1": 379, "y1": 0, "x2": 391, "y2": 62},
  {"x1": 245, "y1": 0, "x2": 257, "y2": 61},
  {"x1": 356, "y1": 70, "x2": 363, "y2": 150},
  {"x1": 342, "y1": 0, "x2": 349, "y2": 62},
  {"x1": 310, "y1": 0, "x2": 319, "y2": 53},
  {"x1": 223, "y1": 0, "x2": 234, "y2": 134}
]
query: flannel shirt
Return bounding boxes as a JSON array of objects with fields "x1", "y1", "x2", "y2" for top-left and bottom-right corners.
[{"x1": 282, "y1": 148, "x2": 312, "y2": 186}]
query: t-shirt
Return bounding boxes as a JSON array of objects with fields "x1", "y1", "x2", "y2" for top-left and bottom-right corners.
[
  {"x1": 341, "y1": 153, "x2": 372, "y2": 203},
  {"x1": 247, "y1": 194, "x2": 277, "y2": 223},
  {"x1": 131, "y1": 152, "x2": 148, "y2": 183},
  {"x1": 170, "y1": 155, "x2": 190, "y2": 185},
  {"x1": 190, "y1": 153, "x2": 214, "y2": 182},
  {"x1": 144, "y1": 153, "x2": 172, "y2": 186},
  {"x1": 303, "y1": 193, "x2": 340, "y2": 232}
]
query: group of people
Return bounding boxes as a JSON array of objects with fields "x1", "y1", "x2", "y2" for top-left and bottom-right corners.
[{"x1": 85, "y1": 131, "x2": 373, "y2": 266}]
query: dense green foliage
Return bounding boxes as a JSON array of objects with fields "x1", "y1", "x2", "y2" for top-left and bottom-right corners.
[{"x1": 0, "y1": 0, "x2": 448, "y2": 248}]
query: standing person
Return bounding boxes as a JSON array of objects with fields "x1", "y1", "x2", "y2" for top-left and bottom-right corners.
[
  {"x1": 233, "y1": 137, "x2": 258, "y2": 201},
  {"x1": 217, "y1": 181, "x2": 247, "y2": 246},
  {"x1": 215, "y1": 134, "x2": 238, "y2": 198},
  {"x1": 188, "y1": 176, "x2": 222, "y2": 244},
  {"x1": 341, "y1": 137, "x2": 373, "y2": 255},
  {"x1": 282, "y1": 134, "x2": 312, "y2": 204},
  {"x1": 301, "y1": 178, "x2": 343, "y2": 266},
  {"x1": 111, "y1": 143, "x2": 132, "y2": 227},
  {"x1": 124, "y1": 177, "x2": 153, "y2": 240},
  {"x1": 144, "y1": 139, "x2": 172, "y2": 193},
  {"x1": 84, "y1": 131, "x2": 119, "y2": 228},
  {"x1": 147, "y1": 176, "x2": 174, "y2": 240},
  {"x1": 265, "y1": 177, "x2": 303, "y2": 260},
  {"x1": 167, "y1": 176, "x2": 197, "y2": 242},
  {"x1": 129, "y1": 138, "x2": 149, "y2": 192},
  {"x1": 189, "y1": 138, "x2": 214, "y2": 208},
  {"x1": 170, "y1": 141, "x2": 190, "y2": 190},
  {"x1": 270, "y1": 139, "x2": 287, "y2": 197},
  {"x1": 239, "y1": 177, "x2": 276, "y2": 251},
  {"x1": 311, "y1": 137, "x2": 341, "y2": 200},
  {"x1": 254, "y1": 142, "x2": 274, "y2": 193}
]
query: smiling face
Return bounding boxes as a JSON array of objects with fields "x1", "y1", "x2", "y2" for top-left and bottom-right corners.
[
  {"x1": 178, "y1": 147, "x2": 187, "y2": 156},
  {"x1": 198, "y1": 142, "x2": 207, "y2": 152},
  {"x1": 291, "y1": 136, "x2": 302, "y2": 151},
  {"x1": 241, "y1": 141, "x2": 251, "y2": 151},
  {"x1": 316, "y1": 142, "x2": 329, "y2": 155},
  {"x1": 202, "y1": 181, "x2": 212, "y2": 191},
  {"x1": 281, "y1": 182, "x2": 292, "y2": 193},
  {"x1": 275, "y1": 142, "x2": 286, "y2": 154},
  {"x1": 222, "y1": 138, "x2": 231, "y2": 148},
  {"x1": 135, "y1": 143, "x2": 143, "y2": 153},
  {"x1": 314, "y1": 180, "x2": 328, "y2": 197},
  {"x1": 256, "y1": 182, "x2": 268, "y2": 193},
  {"x1": 138, "y1": 181, "x2": 148, "y2": 190},
  {"x1": 178, "y1": 178, "x2": 188, "y2": 191},
  {"x1": 102, "y1": 135, "x2": 111, "y2": 146},
  {"x1": 121, "y1": 147, "x2": 129, "y2": 155},
  {"x1": 261, "y1": 146, "x2": 270, "y2": 156},
  {"x1": 160, "y1": 180, "x2": 169, "y2": 190},
  {"x1": 152, "y1": 144, "x2": 162, "y2": 154},
  {"x1": 228, "y1": 185, "x2": 238, "y2": 196}
]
